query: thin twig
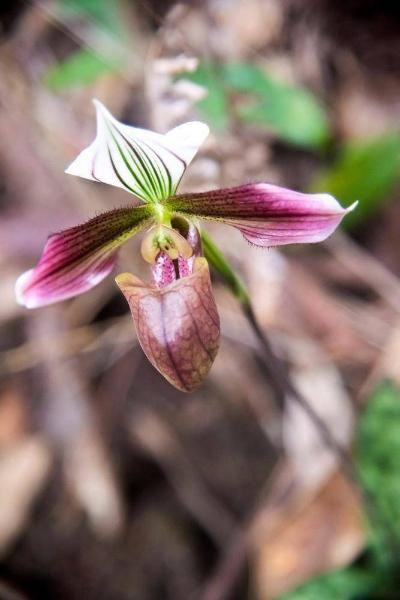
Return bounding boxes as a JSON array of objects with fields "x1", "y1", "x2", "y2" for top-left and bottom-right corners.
[
  {"x1": 326, "y1": 231, "x2": 400, "y2": 314},
  {"x1": 200, "y1": 530, "x2": 247, "y2": 600},
  {"x1": 129, "y1": 408, "x2": 236, "y2": 548},
  {"x1": 200, "y1": 301, "x2": 400, "y2": 600},
  {"x1": 0, "y1": 581, "x2": 28, "y2": 600},
  {"x1": 243, "y1": 302, "x2": 400, "y2": 572},
  {"x1": 243, "y1": 303, "x2": 356, "y2": 482}
]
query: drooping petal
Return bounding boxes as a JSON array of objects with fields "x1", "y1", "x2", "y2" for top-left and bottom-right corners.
[
  {"x1": 16, "y1": 206, "x2": 153, "y2": 308},
  {"x1": 65, "y1": 99, "x2": 209, "y2": 202},
  {"x1": 165, "y1": 183, "x2": 357, "y2": 246},
  {"x1": 116, "y1": 258, "x2": 220, "y2": 392}
]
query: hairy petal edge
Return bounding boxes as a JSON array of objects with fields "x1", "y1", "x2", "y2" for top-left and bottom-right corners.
[
  {"x1": 166, "y1": 183, "x2": 357, "y2": 246},
  {"x1": 16, "y1": 206, "x2": 153, "y2": 308}
]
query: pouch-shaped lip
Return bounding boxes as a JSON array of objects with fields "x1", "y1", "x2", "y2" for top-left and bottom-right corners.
[{"x1": 116, "y1": 257, "x2": 220, "y2": 392}]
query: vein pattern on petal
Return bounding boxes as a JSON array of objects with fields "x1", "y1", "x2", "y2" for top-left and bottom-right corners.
[
  {"x1": 166, "y1": 183, "x2": 356, "y2": 246},
  {"x1": 16, "y1": 205, "x2": 153, "y2": 308},
  {"x1": 116, "y1": 258, "x2": 220, "y2": 392},
  {"x1": 66, "y1": 100, "x2": 209, "y2": 202}
]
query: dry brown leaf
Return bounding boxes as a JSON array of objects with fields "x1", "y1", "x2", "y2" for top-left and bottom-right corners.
[
  {"x1": 65, "y1": 426, "x2": 124, "y2": 539},
  {"x1": 253, "y1": 471, "x2": 364, "y2": 599},
  {"x1": 288, "y1": 262, "x2": 377, "y2": 365},
  {"x1": 284, "y1": 337, "x2": 354, "y2": 491},
  {"x1": 0, "y1": 385, "x2": 28, "y2": 448},
  {"x1": 0, "y1": 436, "x2": 52, "y2": 557},
  {"x1": 211, "y1": 0, "x2": 283, "y2": 57},
  {"x1": 361, "y1": 319, "x2": 400, "y2": 395}
]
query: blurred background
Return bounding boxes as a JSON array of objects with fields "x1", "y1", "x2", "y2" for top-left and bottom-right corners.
[{"x1": 0, "y1": 1, "x2": 400, "y2": 599}]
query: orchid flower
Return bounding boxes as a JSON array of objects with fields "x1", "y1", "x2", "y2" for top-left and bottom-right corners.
[{"x1": 16, "y1": 100, "x2": 356, "y2": 392}]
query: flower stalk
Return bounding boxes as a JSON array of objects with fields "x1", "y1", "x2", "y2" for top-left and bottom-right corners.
[{"x1": 201, "y1": 230, "x2": 251, "y2": 308}]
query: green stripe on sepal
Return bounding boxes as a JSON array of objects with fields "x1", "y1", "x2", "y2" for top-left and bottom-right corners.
[{"x1": 65, "y1": 100, "x2": 210, "y2": 204}]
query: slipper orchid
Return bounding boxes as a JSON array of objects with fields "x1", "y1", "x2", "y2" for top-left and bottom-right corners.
[{"x1": 16, "y1": 100, "x2": 356, "y2": 391}]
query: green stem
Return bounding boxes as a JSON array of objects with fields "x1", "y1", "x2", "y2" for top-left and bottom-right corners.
[
  {"x1": 153, "y1": 202, "x2": 172, "y2": 226},
  {"x1": 201, "y1": 230, "x2": 250, "y2": 307}
]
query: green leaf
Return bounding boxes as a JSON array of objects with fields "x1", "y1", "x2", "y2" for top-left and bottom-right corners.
[
  {"x1": 57, "y1": 0, "x2": 123, "y2": 37},
  {"x1": 310, "y1": 133, "x2": 400, "y2": 227},
  {"x1": 201, "y1": 230, "x2": 250, "y2": 306},
  {"x1": 44, "y1": 49, "x2": 119, "y2": 91},
  {"x1": 222, "y1": 62, "x2": 274, "y2": 93},
  {"x1": 280, "y1": 381, "x2": 400, "y2": 599},
  {"x1": 222, "y1": 63, "x2": 330, "y2": 148},
  {"x1": 356, "y1": 380, "x2": 400, "y2": 569},
  {"x1": 181, "y1": 63, "x2": 229, "y2": 130},
  {"x1": 180, "y1": 61, "x2": 329, "y2": 146},
  {"x1": 280, "y1": 566, "x2": 379, "y2": 600}
]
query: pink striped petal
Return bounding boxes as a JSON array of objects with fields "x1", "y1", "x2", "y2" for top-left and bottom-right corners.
[
  {"x1": 116, "y1": 258, "x2": 220, "y2": 392},
  {"x1": 16, "y1": 206, "x2": 153, "y2": 308},
  {"x1": 166, "y1": 183, "x2": 357, "y2": 246}
]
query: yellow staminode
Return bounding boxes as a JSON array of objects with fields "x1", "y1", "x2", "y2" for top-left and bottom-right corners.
[{"x1": 140, "y1": 225, "x2": 193, "y2": 264}]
